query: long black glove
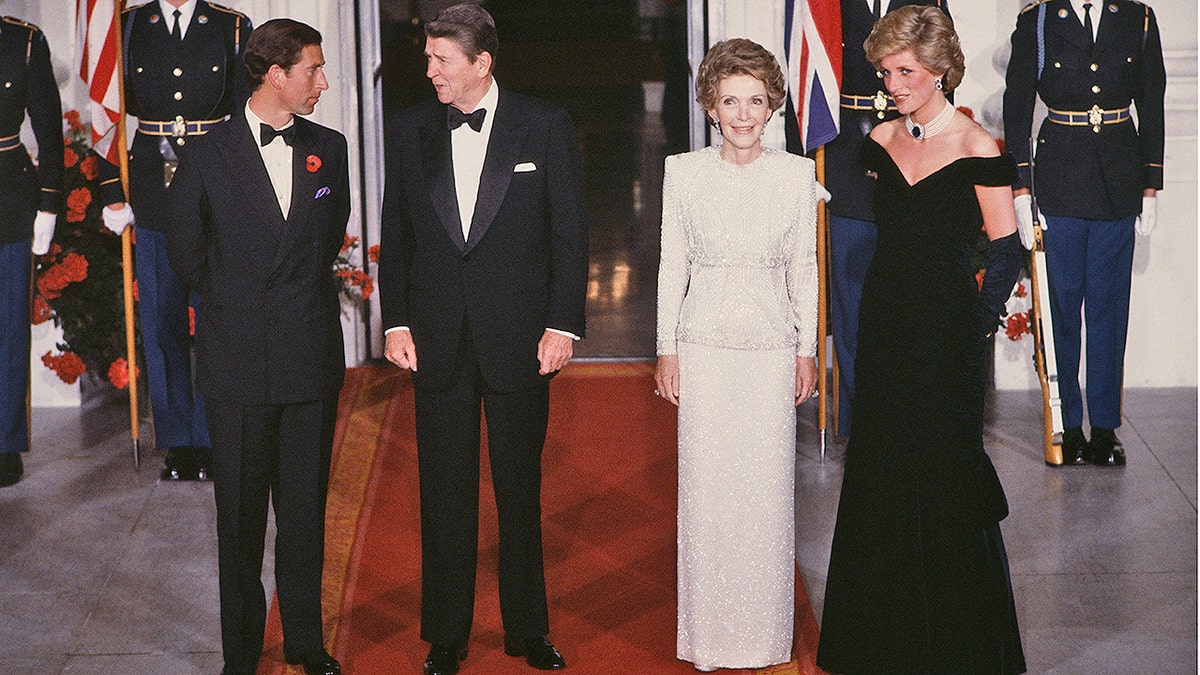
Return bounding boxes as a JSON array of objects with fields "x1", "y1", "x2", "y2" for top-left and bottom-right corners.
[{"x1": 978, "y1": 232, "x2": 1023, "y2": 337}]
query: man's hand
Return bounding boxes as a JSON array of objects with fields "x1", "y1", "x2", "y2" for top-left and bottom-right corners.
[
  {"x1": 537, "y1": 330, "x2": 574, "y2": 375},
  {"x1": 103, "y1": 203, "x2": 135, "y2": 235},
  {"x1": 31, "y1": 211, "x2": 56, "y2": 255},
  {"x1": 385, "y1": 329, "x2": 417, "y2": 371},
  {"x1": 1135, "y1": 194, "x2": 1157, "y2": 237},
  {"x1": 654, "y1": 354, "x2": 680, "y2": 407},
  {"x1": 795, "y1": 356, "x2": 818, "y2": 405},
  {"x1": 1013, "y1": 194, "x2": 1039, "y2": 250}
]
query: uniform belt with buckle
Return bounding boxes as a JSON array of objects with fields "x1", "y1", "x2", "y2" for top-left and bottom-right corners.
[
  {"x1": 0, "y1": 133, "x2": 22, "y2": 152},
  {"x1": 1046, "y1": 106, "x2": 1131, "y2": 133},
  {"x1": 137, "y1": 116, "x2": 226, "y2": 138},
  {"x1": 841, "y1": 92, "x2": 896, "y2": 120}
]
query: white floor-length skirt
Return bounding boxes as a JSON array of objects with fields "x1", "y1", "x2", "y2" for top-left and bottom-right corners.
[{"x1": 676, "y1": 342, "x2": 795, "y2": 670}]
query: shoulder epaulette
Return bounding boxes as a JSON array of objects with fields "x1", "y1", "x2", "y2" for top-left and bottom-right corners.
[
  {"x1": 122, "y1": 2, "x2": 152, "y2": 16},
  {"x1": 1019, "y1": 0, "x2": 1051, "y2": 15},
  {"x1": 207, "y1": 3, "x2": 250, "y2": 21},
  {"x1": 1, "y1": 16, "x2": 39, "y2": 33}
]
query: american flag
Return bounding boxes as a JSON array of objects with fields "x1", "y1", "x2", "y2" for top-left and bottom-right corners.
[
  {"x1": 786, "y1": 0, "x2": 842, "y2": 153},
  {"x1": 74, "y1": 0, "x2": 123, "y2": 165}
]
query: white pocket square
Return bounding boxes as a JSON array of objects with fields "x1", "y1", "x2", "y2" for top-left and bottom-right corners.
[{"x1": 514, "y1": 162, "x2": 537, "y2": 173}]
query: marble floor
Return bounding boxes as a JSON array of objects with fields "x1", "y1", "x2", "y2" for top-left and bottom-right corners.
[{"x1": 0, "y1": 383, "x2": 1195, "y2": 673}]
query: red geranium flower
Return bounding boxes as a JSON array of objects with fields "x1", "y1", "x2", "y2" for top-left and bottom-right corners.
[
  {"x1": 367, "y1": 244, "x2": 380, "y2": 263},
  {"x1": 1014, "y1": 282, "x2": 1027, "y2": 298},
  {"x1": 66, "y1": 187, "x2": 92, "y2": 223},
  {"x1": 42, "y1": 351, "x2": 87, "y2": 385},
  {"x1": 108, "y1": 357, "x2": 139, "y2": 390},
  {"x1": 64, "y1": 110, "x2": 84, "y2": 132},
  {"x1": 341, "y1": 234, "x2": 358, "y2": 254},
  {"x1": 31, "y1": 296, "x2": 52, "y2": 325},
  {"x1": 80, "y1": 156, "x2": 99, "y2": 181},
  {"x1": 1006, "y1": 311, "x2": 1031, "y2": 341},
  {"x1": 64, "y1": 146, "x2": 79, "y2": 168}
]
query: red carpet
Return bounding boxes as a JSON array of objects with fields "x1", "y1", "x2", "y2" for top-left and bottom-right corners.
[{"x1": 256, "y1": 364, "x2": 824, "y2": 674}]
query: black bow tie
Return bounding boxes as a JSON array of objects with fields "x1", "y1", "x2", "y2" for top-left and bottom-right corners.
[
  {"x1": 447, "y1": 107, "x2": 486, "y2": 132},
  {"x1": 260, "y1": 123, "x2": 296, "y2": 147}
]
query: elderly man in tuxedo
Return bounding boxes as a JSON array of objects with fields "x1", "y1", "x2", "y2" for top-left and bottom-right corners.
[
  {"x1": 378, "y1": 4, "x2": 588, "y2": 674},
  {"x1": 166, "y1": 18, "x2": 348, "y2": 675}
]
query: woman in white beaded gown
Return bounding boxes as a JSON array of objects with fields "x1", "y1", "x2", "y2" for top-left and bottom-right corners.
[{"x1": 654, "y1": 38, "x2": 819, "y2": 673}]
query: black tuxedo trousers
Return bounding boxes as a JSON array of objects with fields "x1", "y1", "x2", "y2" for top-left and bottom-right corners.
[{"x1": 415, "y1": 322, "x2": 551, "y2": 646}]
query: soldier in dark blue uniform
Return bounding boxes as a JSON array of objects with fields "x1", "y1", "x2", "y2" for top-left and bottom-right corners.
[
  {"x1": 0, "y1": 17, "x2": 62, "y2": 488},
  {"x1": 100, "y1": 0, "x2": 251, "y2": 481},
  {"x1": 1004, "y1": 0, "x2": 1164, "y2": 466},
  {"x1": 824, "y1": 0, "x2": 948, "y2": 435}
]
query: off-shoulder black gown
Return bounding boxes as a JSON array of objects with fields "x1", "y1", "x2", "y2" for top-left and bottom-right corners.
[{"x1": 817, "y1": 138, "x2": 1026, "y2": 674}]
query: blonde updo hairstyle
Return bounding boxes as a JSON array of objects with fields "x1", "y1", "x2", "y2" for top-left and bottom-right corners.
[
  {"x1": 695, "y1": 38, "x2": 787, "y2": 119},
  {"x1": 864, "y1": 5, "x2": 964, "y2": 93}
]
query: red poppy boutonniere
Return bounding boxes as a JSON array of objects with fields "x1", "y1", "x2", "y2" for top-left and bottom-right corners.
[{"x1": 306, "y1": 154, "x2": 322, "y2": 173}]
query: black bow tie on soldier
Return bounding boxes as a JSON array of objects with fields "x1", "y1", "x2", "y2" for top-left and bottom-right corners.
[
  {"x1": 260, "y1": 123, "x2": 296, "y2": 147},
  {"x1": 447, "y1": 106, "x2": 486, "y2": 132}
]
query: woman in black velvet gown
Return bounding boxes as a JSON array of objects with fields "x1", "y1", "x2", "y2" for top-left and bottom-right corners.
[{"x1": 816, "y1": 6, "x2": 1027, "y2": 674}]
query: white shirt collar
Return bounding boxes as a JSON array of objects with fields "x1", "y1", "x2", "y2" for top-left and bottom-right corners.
[
  {"x1": 158, "y1": 0, "x2": 198, "y2": 39},
  {"x1": 462, "y1": 78, "x2": 499, "y2": 118},
  {"x1": 866, "y1": 0, "x2": 890, "y2": 17},
  {"x1": 245, "y1": 101, "x2": 294, "y2": 143}
]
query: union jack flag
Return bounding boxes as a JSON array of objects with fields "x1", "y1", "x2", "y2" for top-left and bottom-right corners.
[
  {"x1": 74, "y1": 0, "x2": 123, "y2": 165},
  {"x1": 786, "y1": 0, "x2": 842, "y2": 153}
]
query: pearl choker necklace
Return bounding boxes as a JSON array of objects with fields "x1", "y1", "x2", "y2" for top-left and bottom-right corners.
[{"x1": 905, "y1": 100, "x2": 955, "y2": 140}]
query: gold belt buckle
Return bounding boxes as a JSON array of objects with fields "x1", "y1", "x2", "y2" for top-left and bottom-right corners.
[
  {"x1": 172, "y1": 115, "x2": 187, "y2": 138},
  {"x1": 1087, "y1": 105, "x2": 1104, "y2": 133},
  {"x1": 872, "y1": 91, "x2": 889, "y2": 119}
]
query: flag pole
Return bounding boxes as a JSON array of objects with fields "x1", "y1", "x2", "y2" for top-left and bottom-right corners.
[
  {"x1": 815, "y1": 144, "x2": 828, "y2": 461},
  {"x1": 111, "y1": 0, "x2": 139, "y2": 469}
]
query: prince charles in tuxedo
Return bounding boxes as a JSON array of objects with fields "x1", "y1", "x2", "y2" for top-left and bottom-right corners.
[
  {"x1": 166, "y1": 19, "x2": 347, "y2": 675},
  {"x1": 378, "y1": 5, "x2": 588, "y2": 674}
]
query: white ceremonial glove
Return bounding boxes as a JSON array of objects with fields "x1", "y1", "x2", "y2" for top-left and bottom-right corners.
[
  {"x1": 1135, "y1": 195, "x2": 1157, "y2": 237},
  {"x1": 102, "y1": 203, "x2": 135, "y2": 235},
  {"x1": 817, "y1": 183, "x2": 832, "y2": 204},
  {"x1": 1013, "y1": 194, "x2": 1040, "y2": 251},
  {"x1": 31, "y1": 211, "x2": 57, "y2": 255}
]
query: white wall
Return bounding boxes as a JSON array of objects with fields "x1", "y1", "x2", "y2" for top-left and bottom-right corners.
[{"x1": 708, "y1": 0, "x2": 1197, "y2": 390}]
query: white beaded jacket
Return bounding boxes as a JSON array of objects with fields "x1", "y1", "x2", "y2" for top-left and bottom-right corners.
[{"x1": 657, "y1": 146, "x2": 819, "y2": 358}]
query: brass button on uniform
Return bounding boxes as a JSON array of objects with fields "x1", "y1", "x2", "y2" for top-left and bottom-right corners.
[
  {"x1": 173, "y1": 68, "x2": 183, "y2": 77},
  {"x1": 1090, "y1": 63, "x2": 1098, "y2": 71},
  {"x1": 1092, "y1": 85, "x2": 1101, "y2": 93},
  {"x1": 1054, "y1": 62, "x2": 1061, "y2": 68},
  {"x1": 212, "y1": 65, "x2": 220, "y2": 72},
  {"x1": 173, "y1": 91, "x2": 183, "y2": 100}
]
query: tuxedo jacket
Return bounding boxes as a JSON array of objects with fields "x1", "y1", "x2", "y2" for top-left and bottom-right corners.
[
  {"x1": 165, "y1": 112, "x2": 350, "y2": 404},
  {"x1": 825, "y1": 0, "x2": 948, "y2": 221},
  {"x1": 1004, "y1": 0, "x2": 1164, "y2": 219},
  {"x1": 378, "y1": 86, "x2": 588, "y2": 394}
]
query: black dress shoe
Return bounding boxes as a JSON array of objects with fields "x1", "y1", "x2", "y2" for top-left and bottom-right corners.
[
  {"x1": 160, "y1": 446, "x2": 211, "y2": 481},
  {"x1": 1060, "y1": 427, "x2": 1088, "y2": 466},
  {"x1": 504, "y1": 635, "x2": 566, "y2": 670},
  {"x1": 285, "y1": 649, "x2": 341, "y2": 675},
  {"x1": 424, "y1": 644, "x2": 468, "y2": 675},
  {"x1": 1087, "y1": 428, "x2": 1126, "y2": 466},
  {"x1": 0, "y1": 453, "x2": 23, "y2": 487}
]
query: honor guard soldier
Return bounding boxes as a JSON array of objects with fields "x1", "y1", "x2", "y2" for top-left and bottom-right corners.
[
  {"x1": 824, "y1": 0, "x2": 948, "y2": 434},
  {"x1": 0, "y1": 18, "x2": 62, "y2": 488},
  {"x1": 1004, "y1": 0, "x2": 1164, "y2": 466},
  {"x1": 99, "y1": 0, "x2": 251, "y2": 481}
]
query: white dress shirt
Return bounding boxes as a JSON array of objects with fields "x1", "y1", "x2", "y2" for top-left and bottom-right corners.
[
  {"x1": 451, "y1": 79, "x2": 499, "y2": 240},
  {"x1": 1070, "y1": 0, "x2": 1102, "y2": 42},
  {"x1": 159, "y1": 0, "x2": 197, "y2": 39},
  {"x1": 245, "y1": 102, "x2": 294, "y2": 219}
]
